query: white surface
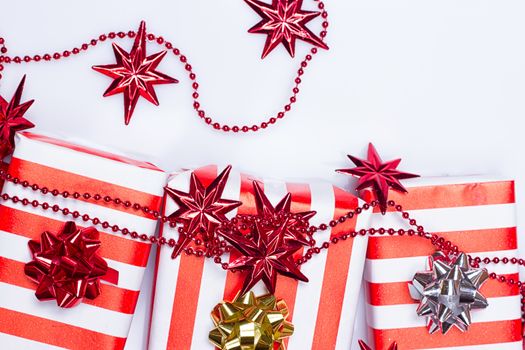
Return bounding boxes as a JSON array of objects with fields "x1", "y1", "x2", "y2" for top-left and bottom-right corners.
[{"x1": 2, "y1": 0, "x2": 525, "y2": 349}]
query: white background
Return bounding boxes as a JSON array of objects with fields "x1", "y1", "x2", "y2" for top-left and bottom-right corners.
[{"x1": 2, "y1": 0, "x2": 525, "y2": 349}]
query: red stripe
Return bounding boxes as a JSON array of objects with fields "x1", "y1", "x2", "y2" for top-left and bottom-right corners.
[
  {"x1": 372, "y1": 319, "x2": 522, "y2": 349},
  {"x1": 366, "y1": 180, "x2": 514, "y2": 212},
  {"x1": 0, "y1": 256, "x2": 139, "y2": 314},
  {"x1": 312, "y1": 187, "x2": 359, "y2": 349},
  {"x1": 367, "y1": 273, "x2": 520, "y2": 306},
  {"x1": 21, "y1": 132, "x2": 163, "y2": 172},
  {"x1": 8, "y1": 158, "x2": 162, "y2": 220},
  {"x1": 167, "y1": 166, "x2": 217, "y2": 350},
  {"x1": 0, "y1": 205, "x2": 151, "y2": 267},
  {"x1": 222, "y1": 173, "x2": 259, "y2": 301},
  {"x1": 274, "y1": 183, "x2": 311, "y2": 348},
  {"x1": 0, "y1": 307, "x2": 127, "y2": 350},
  {"x1": 366, "y1": 227, "x2": 517, "y2": 260}
]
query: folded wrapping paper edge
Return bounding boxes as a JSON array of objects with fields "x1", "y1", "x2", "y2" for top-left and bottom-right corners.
[
  {"x1": 400, "y1": 175, "x2": 514, "y2": 188},
  {"x1": 17, "y1": 131, "x2": 165, "y2": 172}
]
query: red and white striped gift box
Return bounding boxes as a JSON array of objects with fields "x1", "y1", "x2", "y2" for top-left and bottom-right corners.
[
  {"x1": 149, "y1": 165, "x2": 371, "y2": 350},
  {"x1": 363, "y1": 177, "x2": 522, "y2": 349},
  {"x1": 0, "y1": 132, "x2": 167, "y2": 350}
]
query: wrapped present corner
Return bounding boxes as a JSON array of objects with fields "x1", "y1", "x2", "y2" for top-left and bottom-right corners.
[
  {"x1": 0, "y1": 132, "x2": 167, "y2": 349},
  {"x1": 363, "y1": 176, "x2": 523, "y2": 349},
  {"x1": 149, "y1": 165, "x2": 372, "y2": 350}
]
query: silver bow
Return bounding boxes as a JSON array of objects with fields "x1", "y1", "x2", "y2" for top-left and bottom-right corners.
[{"x1": 408, "y1": 251, "x2": 489, "y2": 334}]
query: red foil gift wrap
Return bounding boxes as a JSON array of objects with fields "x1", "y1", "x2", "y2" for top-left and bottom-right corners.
[
  {"x1": 0, "y1": 132, "x2": 167, "y2": 350},
  {"x1": 149, "y1": 165, "x2": 372, "y2": 350},
  {"x1": 363, "y1": 177, "x2": 522, "y2": 349},
  {"x1": 25, "y1": 222, "x2": 117, "y2": 308}
]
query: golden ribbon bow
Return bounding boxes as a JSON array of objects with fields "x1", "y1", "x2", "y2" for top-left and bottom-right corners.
[{"x1": 209, "y1": 292, "x2": 294, "y2": 350}]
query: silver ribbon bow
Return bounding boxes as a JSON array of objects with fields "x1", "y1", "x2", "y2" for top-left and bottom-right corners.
[{"x1": 409, "y1": 251, "x2": 489, "y2": 334}]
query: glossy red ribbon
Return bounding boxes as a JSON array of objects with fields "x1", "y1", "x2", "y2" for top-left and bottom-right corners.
[{"x1": 24, "y1": 221, "x2": 118, "y2": 308}]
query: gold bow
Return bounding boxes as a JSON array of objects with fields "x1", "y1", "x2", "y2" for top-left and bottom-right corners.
[{"x1": 209, "y1": 292, "x2": 294, "y2": 350}]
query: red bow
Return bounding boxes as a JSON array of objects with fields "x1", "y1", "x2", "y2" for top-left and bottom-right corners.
[{"x1": 24, "y1": 222, "x2": 117, "y2": 308}]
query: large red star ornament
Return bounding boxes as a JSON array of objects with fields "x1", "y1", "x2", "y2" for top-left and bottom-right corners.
[
  {"x1": 92, "y1": 21, "x2": 178, "y2": 125},
  {"x1": 220, "y1": 218, "x2": 308, "y2": 294},
  {"x1": 244, "y1": 0, "x2": 329, "y2": 58},
  {"x1": 253, "y1": 181, "x2": 315, "y2": 246},
  {"x1": 0, "y1": 75, "x2": 34, "y2": 158},
  {"x1": 358, "y1": 340, "x2": 398, "y2": 350},
  {"x1": 337, "y1": 143, "x2": 419, "y2": 214},
  {"x1": 165, "y1": 166, "x2": 242, "y2": 258}
]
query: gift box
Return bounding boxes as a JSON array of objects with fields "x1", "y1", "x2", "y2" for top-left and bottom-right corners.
[
  {"x1": 149, "y1": 165, "x2": 371, "y2": 350},
  {"x1": 363, "y1": 176, "x2": 522, "y2": 349},
  {"x1": 0, "y1": 132, "x2": 167, "y2": 349}
]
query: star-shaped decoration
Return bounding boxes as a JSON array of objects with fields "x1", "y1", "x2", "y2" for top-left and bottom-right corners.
[
  {"x1": 336, "y1": 143, "x2": 419, "y2": 214},
  {"x1": 92, "y1": 21, "x2": 178, "y2": 125},
  {"x1": 253, "y1": 181, "x2": 316, "y2": 246},
  {"x1": 244, "y1": 0, "x2": 329, "y2": 58},
  {"x1": 0, "y1": 75, "x2": 34, "y2": 158},
  {"x1": 358, "y1": 340, "x2": 398, "y2": 350},
  {"x1": 219, "y1": 218, "x2": 308, "y2": 295},
  {"x1": 165, "y1": 165, "x2": 242, "y2": 258},
  {"x1": 409, "y1": 251, "x2": 489, "y2": 334}
]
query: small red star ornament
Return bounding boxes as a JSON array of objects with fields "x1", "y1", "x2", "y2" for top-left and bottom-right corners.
[
  {"x1": 244, "y1": 0, "x2": 329, "y2": 58},
  {"x1": 358, "y1": 340, "x2": 398, "y2": 350},
  {"x1": 93, "y1": 21, "x2": 178, "y2": 125},
  {"x1": 220, "y1": 218, "x2": 308, "y2": 294},
  {"x1": 0, "y1": 75, "x2": 34, "y2": 158},
  {"x1": 165, "y1": 166, "x2": 242, "y2": 258},
  {"x1": 253, "y1": 181, "x2": 315, "y2": 246},
  {"x1": 337, "y1": 143, "x2": 419, "y2": 214}
]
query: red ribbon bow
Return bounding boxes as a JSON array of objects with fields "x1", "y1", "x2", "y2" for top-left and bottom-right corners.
[{"x1": 24, "y1": 221, "x2": 117, "y2": 308}]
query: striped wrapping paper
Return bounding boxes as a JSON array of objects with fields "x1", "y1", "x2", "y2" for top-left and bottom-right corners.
[
  {"x1": 0, "y1": 161, "x2": 6, "y2": 190},
  {"x1": 149, "y1": 165, "x2": 371, "y2": 350},
  {"x1": 363, "y1": 176, "x2": 523, "y2": 350},
  {"x1": 0, "y1": 132, "x2": 167, "y2": 350}
]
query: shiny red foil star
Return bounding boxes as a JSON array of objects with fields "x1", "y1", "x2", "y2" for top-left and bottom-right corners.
[
  {"x1": 24, "y1": 222, "x2": 110, "y2": 308},
  {"x1": 165, "y1": 165, "x2": 242, "y2": 258},
  {"x1": 244, "y1": 0, "x2": 329, "y2": 58},
  {"x1": 253, "y1": 181, "x2": 315, "y2": 246},
  {"x1": 358, "y1": 340, "x2": 398, "y2": 350},
  {"x1": 337, "y1": 143, "x2": 419, "y2": 214},
  {"x1": 220, "y1": 217, "x2": 308, "y2": 295},
  {"x1": 0, "y1": 75, "x2": 34, "y2": 158},
  {"x1": 92, "y1": 21, "x2": 178, "y2": 125}
]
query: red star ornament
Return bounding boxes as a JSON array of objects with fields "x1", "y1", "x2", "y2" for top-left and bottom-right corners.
[
  {"x1": 220, "y1": 218, "x2": 308, "y2": 294},
  {"x1": 337, "y1": 143, "x2": 419, "y2": 214},
  {"x1": 165, "y1": 165, "x2": 242, "y2": 258},
  {"x1": 92, "y1": 21, "x2": 178, "y2": 125},
  {"x1": 244, "y1": 0, "x2": 329, "y2": 58},
  {"x1": 358, "y1": 340, "x2": 398, "y2": 350},
  {"x1": 253, "y1": 181, "x2": 315, "y2": 246},
  {"x1": 0, "y1": 75, "x2": 34, "y2": 158}
]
